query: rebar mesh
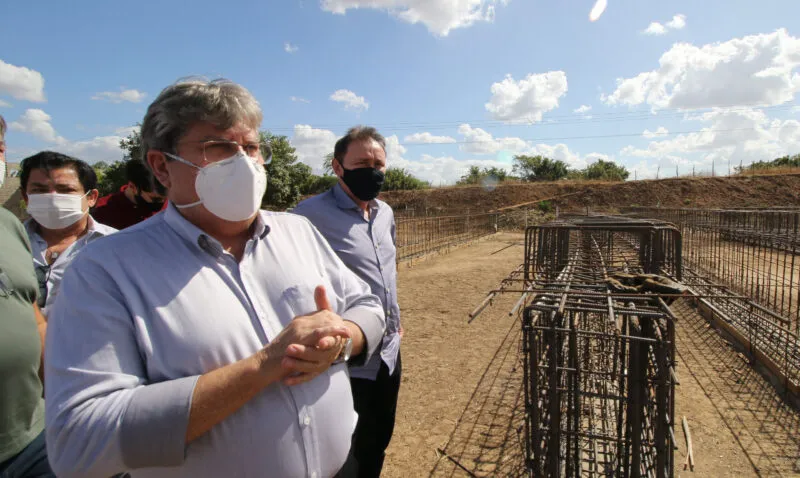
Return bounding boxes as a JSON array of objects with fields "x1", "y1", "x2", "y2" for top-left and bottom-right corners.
[{"x1": 521, "y1": 217, "x2": 677, "y2": 478}]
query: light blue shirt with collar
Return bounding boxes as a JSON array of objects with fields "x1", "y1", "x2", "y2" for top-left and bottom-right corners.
[
  {"x1": 44, "y1": 204, "x2": 386, "y2": 478},
  {"x1": 293, "y1": 182, "x2": 401, "y2": 381},
  {"x1": 24, "y1": 215, "x2": 117, "y2": 315}
]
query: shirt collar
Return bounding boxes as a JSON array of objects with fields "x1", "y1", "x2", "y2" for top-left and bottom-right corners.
[
  {"x1": 163, "y1": 203, "x2": 269, "y2": 258},
  {"x1": 332, "y1": 182, "x2": 380, "y2": 213}
]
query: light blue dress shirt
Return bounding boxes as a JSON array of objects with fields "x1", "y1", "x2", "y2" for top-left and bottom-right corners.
[
  {"x1": 293, "y1": 183, "x2": 401, "y2": 380},
  {"x1": 44, "y1": 204, "x2": 386, "y2": 478},
  {"x1": 24, "y1": 215, "x2": 117, "y2": 315}
]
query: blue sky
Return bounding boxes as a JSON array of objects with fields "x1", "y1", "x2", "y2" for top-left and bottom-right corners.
[{"x1": 2, "y1": 0, "x2": 800, "y2": 184}]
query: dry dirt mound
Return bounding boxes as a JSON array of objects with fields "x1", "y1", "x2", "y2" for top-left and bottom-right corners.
[{"x1": 380, "y1": 173, "x2": 800, "y2": 214}]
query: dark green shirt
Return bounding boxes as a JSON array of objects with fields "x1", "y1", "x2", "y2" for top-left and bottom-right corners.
[{"x1": 0, "y1": 207, "x2": 45, "y2": 463}]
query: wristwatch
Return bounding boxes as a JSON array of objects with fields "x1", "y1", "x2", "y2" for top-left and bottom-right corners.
[{"x1": 333, "y1": 337, "x2": 353, "y2": 364}]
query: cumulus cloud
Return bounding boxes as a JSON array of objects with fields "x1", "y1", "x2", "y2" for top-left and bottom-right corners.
[
  {"x1": 0, "y1": 59, "x2": 46, "y2": 103},
  {"x1": 284, "y1": 42, "x2": 299, "y2": 53},
  {"x1": 330, "y1": 89, "x2": 369, "y2": 112},
  {"x1": 8, "y1": 108, "x2": 128, "y2": 163},
  {"x1": 603, "y1": 29, "x2": 800, "y2": 111},
  {"x1": 320, "y1": 0, "x2": 508, "y2": 36},
  {"x1": 10, "y1": 109, "x2": 66, "y2": 144},
  {"x1": 0, "y1": 99, "x2": 11, "y2": 108},
  {"x1": 91, "y1": 88, "x2": 147, "y2": 104},
  {"x1": 574, "y1": 105, "x2": 592, "y2": 114},
  {"x1": 291, "y1": 124, "x2": 338, "y2": 173},
  {"x1": 643, "y1": 14, "x2": 686, "y2": 35},
  {"x1": 485, "y1": 72, "x2": 568, "y2": 123},
  {"x1": 620, "y1": 107, "x2": 800, "y2": 176},
  {"x1": 404, "y1": 132, "x2": 457, "y2": 144},
  {"x1": 391, "y1": 154, "x2": 513, "y2": 185},
  {"x1": 290, "y1": 96, "x2": 310, "y2": 103},
  {"x1": 643, "y1": 127, "x2": 669, "y2": 138}
]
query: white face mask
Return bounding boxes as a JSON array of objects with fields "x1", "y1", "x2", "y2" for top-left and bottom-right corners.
[
  {"x1": 0, "y1": 160, "x2": 5, "y2": 188},
  {"x1": 27, "y1": 192, "x2": 89, "y2": 230},
  {"x1": 165, "y1": 151, "x2": 267, "y2": 222}
]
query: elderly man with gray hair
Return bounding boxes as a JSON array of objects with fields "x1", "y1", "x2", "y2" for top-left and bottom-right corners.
[{"x1": 44, "y1": 79, "x2": 385, "y2": 478}]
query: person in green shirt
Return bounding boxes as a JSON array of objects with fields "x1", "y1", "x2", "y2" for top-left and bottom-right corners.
[{"x1": 0, "y1": 114, "x2": 54, "y2": 478}]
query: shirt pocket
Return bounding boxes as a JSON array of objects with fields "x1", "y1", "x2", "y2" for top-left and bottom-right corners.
[{"x1": 279, "y1": 279, "x2": 336, "y2": 319}]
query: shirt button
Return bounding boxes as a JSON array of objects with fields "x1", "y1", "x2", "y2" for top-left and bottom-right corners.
[{"x1": 303, "y1": 416, "x2": 311, "y2": 426}]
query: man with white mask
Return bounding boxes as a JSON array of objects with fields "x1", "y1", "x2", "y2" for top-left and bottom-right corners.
[
  {"x1": 19, "y1": 151, "x2": 117, "y2": 316},
  {"x1": 44, "y1": 78, "x2": 385, "y2": 478}
]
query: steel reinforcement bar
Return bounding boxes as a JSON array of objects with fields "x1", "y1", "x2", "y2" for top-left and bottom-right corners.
[
  {"x1": 522, "y1": 217, "x2": 677, "y2": 478},
  {"x1": 625, "y1": 207, "x2": 800, "y2": 332},
  {"x1": 624, "y1": 207, "x2": 800, "y2": 396},
  {"x1": 395, "y1": 213, "x2": 498, "y2": 262}
]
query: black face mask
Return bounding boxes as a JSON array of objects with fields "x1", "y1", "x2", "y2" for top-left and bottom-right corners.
[
  {"x1": 135, "y1": 193, "x2": 165, "y2": 213},
  {"x1": 341, "y1": 167, "x2": 385, "y2": 201}
]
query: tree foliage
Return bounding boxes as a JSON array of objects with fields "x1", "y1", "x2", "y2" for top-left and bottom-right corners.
[
  {"x1": 581, "y1": 159, "x2": 629, "y2": 181},
  {"x1": 383, "y1": 168, "x2": 429, "y2": 191},
  {"x1": 736, "y1": 154, "x2": 800, "y2": 173},
  {"x1": 457, "y1": 166, "x2": 511, "y2": 185},
  {"x1": 512, "y1": 155, "x2": 569, "y2": 181}
]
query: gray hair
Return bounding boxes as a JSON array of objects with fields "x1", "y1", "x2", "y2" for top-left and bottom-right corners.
[
  {"x1": 0, "y1": 114, "x2": 6, "y2": 141},
  {"x1": 140, "y1": 78, "x2": 263, "y2": 161},
  {"x1": 333, "y1": 126, "x2": 386, "y2": 163}
]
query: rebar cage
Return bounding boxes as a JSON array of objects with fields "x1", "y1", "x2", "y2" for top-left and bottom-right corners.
[{"x1": 521, "y1": 217, "x2": 678, "y2": 478}]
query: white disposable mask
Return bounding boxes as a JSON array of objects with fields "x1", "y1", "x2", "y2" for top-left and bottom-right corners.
[
  {"x1": 0, "y1": 160, "x2": 5, "y2": 188},
  {"x1": 27, "y1": 192, "x2": 89, "y2": 230},
  {"x1": 165, "y1": 151, "x2": 267, "y2": 222}
]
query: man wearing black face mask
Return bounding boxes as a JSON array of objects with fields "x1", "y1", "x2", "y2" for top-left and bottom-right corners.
[
  {"x1": 293, "y1": 126, "x2": 402, "y2": 478},
  {"x1": 93, "y1": 159, "x2": 167, "y2": 230}
]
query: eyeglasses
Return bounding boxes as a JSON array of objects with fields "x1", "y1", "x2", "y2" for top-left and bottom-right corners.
[
  {"x1": 35, "y1": 265, "x2": 51, "y2": 308},
  {"x1": 179, "y1": 140, "x2": 273, "y2": 165}
]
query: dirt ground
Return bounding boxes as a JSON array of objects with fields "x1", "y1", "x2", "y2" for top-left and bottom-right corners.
[{"x1": 384, "y1": 233, "x2": 800, "y2": 478}]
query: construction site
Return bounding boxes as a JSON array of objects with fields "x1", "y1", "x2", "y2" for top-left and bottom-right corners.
[{"x1": 379, "y1": 175, "x2": 800, "y2": 478}]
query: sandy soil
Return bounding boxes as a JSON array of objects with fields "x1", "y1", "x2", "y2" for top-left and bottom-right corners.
[{"x1": 384, "y1": 233, "x2": 800, "y2": 478}]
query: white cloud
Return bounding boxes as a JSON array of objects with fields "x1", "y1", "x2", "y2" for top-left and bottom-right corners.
[
  {"x1": 643, "y1": 127, "x2": 669, "y2": 138},
  {"x1": 291, "y1": 124, "x2": 338, "y2": 174},
  {"x1": 0, "y1": 59, "x2": 46, "y2": 103},
  {"x1": 391, "y1": 154, "x2": 513, "y2": 185},
  {"x1": 385, "y1": 135, "x2": 407, "y2": 162},
  {"x1": 485, "y1": 72, "x2": 568, "y2": 123},
  {"x1": 284, "y1": 42, "x2": 299, "y2": 53},
  {"x1": 574, "y1": 105, "x2": 592, "y2": 114},
  {"x1": 320, "y1": 0, "x2": 508, "y2": 36},
  {"x1": 643, "y1": 23, "x2": 667, "y2": 36},
  {"x1": 0, "y1": 99, "x2": 11, "y2": 108},
  {"x1": 10, "y1": 109, "x2": 66, "y2": 144},
  {"x1": 290, "y1": 96, "x2": 310, "y2": 103},
  {"x1": 456, "y1": 123, "x2": 596, "y2": 169},
  {"x1": 91, "y1": 88, "x2": 147, "y2": 104},
  {"x1": 603, "y1": 29, "x2": 800, "y2": 110},
  {"x1": 8, "y1": 108, "x2": 128, "y2": 163},
  {"x1": 404, "y1": 132, "x2": 456, "y2": 144},
  {"x1": 61, "y1": 136, "x2": 126, "y2": 163},
  {"x1": 457, "y1": 124, "x2": 529, "y2": 155},
  {"x1": 620, "y1": 107, "x2": 800, "y2": 175},
  {"x1": 330, "y1": 89, "x2": 369, "y2": 112},
  {"x1": 643, "y1": 14, "x2": 686, "y2": 36}
]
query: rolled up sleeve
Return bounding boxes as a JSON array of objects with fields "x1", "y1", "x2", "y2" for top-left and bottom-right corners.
[
  {"x1": 304, "y1": 222, "x2": 386, "y2": 365},
  {"x1": 45, "y1": 254, "x2": 198, "y2": 478}
]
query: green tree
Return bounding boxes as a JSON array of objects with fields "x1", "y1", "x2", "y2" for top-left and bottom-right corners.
[
  {"x1": 261, "y1": 132, "x2": 316, "y2": 210},
  {"x1": 95, "y1": 161, "x2": 128, "y2": 196},
  {"x1": 457, "y1": 166, "x2": 511, "y2": 185},
  {"x1": 383, "y1": 168, "x2": 429, "y2": 191},
  {"x1": 120, "y1": 125, "x2": 143, "y2": 161},
  {"x1": 301, "y1": 174, "x2": 338, "y2": 196},
  {"x1": 583, "y1": 159, "x2": 630, "y2": 181},
  {"x1": 512, "y1": 155, "x2": 569, "y2": 181}
]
